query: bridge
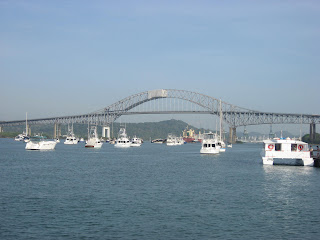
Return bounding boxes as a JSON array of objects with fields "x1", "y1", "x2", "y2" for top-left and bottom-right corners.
[{"x1": 1, "y1": 89, "x2": 319, "y2": 143}]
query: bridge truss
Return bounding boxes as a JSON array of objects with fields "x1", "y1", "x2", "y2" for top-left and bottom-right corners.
[{"x1": 1, "y1": 89, "x2": 320, "y2": 128}]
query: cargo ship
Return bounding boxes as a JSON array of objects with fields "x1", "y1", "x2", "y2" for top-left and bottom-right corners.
[{"x1": 182, "y1": 126, "x2": 196, "y2": 143}]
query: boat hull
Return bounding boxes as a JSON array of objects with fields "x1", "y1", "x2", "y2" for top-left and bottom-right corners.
[{"x1": 25, "y1": 141, "x2": 57, "y2": 150}]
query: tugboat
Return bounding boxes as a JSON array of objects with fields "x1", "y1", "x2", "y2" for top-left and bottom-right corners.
[{"x1": 261, "y1": 137, "x2": 313, "y2": 166}]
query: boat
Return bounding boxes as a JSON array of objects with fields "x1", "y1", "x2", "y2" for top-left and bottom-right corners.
[
  {"x1": 261, "y1": 137, "x2": 314, "y2": 166},
  {"x1": 15, "y1": 112, "x2": 29, "y2": 142},
  {"x1": 166, "y1": 133, "x2": 179, "y2": 146},
  {"x1": 64, "y1": 123, "x2": 78, "y2": 145},
  {"x1": 85, "y1": 126, "x2": 103, "y2": 148},
  {"x1": 151, "y1": 139, "x2": 164, "y2": 144},
  {"x1": 25, "y1": 135, "x2": 57, "y2": 150},
  {"x1": 182, "y1": 126, "x2": 195, "y2": 143},
  {"x1": 227, "y1": 143, "x2": 232, "y2": 148},
  {"x1": 114, "y1": 128, "x2": 131, "y2": 148},
  {"x1": 131, "y1": 136, "x2": 142, "y2": 147},
  {"x1": 218, "y1": 99, "x2": 226, "y2": 153},
  {"x1": 55, "y1": 138, "x2": 60, "y2": 143},
  {"x1": 200, "y1": 132, "x2": 221, "y2": 154}
]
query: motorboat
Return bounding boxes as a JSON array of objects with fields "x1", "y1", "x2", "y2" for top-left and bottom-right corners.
[
  {"x1": 151, "y1": 139, "x2": 164, "y2": 144},
  {"x1": 217, "y1": 140, "x2": 226, "y2": 152},
  {"x1": 85, "y1": 126, "x2": 103, "y2": 148},
  {"x1": 227, "y1": 143, "x2": 232, "y2": 148},
  {"x1": 200, "y1": 132, "x2": 221, "y2": 154},
  {"x1": 25, "y1": 135, "x2": 57, "y2": 150},
  {"x1": 131, "y1": 136, "x2": 142, "y2": 147},
  {"x1": 64, "y1": 123, "x2": 78, "y2": 145},
  {"x1": 261, "y1": 137, "x2": 314, "y2": 166},
  {"x1": 166, "y1": 133, "x2": 179, "y2": 146},
  {"x1": 114, "y1": 128, "x2": 131, "y2": 148}
]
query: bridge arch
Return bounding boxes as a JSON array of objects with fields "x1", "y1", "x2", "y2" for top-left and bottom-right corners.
[{"x1": 93, "y1": 89, "x2": 249, "y2": 125}]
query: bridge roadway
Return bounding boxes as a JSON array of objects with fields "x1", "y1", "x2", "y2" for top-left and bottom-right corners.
[{"x1": 1, "y1": 89, "x2": 319, "y2": 143}]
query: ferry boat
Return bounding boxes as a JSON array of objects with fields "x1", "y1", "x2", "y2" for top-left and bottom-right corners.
[
  {"x1": 261, "y1": 137, "x2": 314, "y2": 166},
  {"x1": 64, "y1": 123, "x2": 78, "y2": 145},
  {"x1": 114, "y1": 128, "x2": 131, "y2": 148},
  {"x1": 200, "y1": 132, "x2": 221, "y2": 154},
  {"x1": 25, "y1": 135, "x2": 57, "y2": 150},
  {"x1": 131, "y1": 136, "x2": 142, "y2": 147},
  {"x1": 85, "y1": 126, "x2": 103, "y2": 148}
]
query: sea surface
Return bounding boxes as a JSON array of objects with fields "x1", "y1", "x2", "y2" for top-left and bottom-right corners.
[{"x1": 1, "y1": 138, "x2": 320, "y2": 240}]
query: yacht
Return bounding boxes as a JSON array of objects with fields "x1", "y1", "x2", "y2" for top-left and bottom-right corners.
[
  {"x1": 64, "y1": 123, "x2": 78, "y2": 145},
  {"x1": 85, "y1": 126, "x2": 103, "y2": 148},
  {"x1": 131, "y1": 136, "x2": 142, "y2": 147},
  {"x1": 166, "y1": 133, "x2": 179, "y2": 146},
  {"x1": 15, "y1": 112, "x2": 29, "y2": 142},
  {"x1": 25, "y1": 135, "x2": 57, "y2": 150},
  {"x1": 200, "y1": 132, "x2": 221, "y2": 154},
  {"x1": 217, "y1": 140, "x2": 226, "y2": 152},
  {"x1": 114, "y1": 128, "x2": 131, "y2": 148},
  {"x1": 261, "y1": 137, "x2": 314, "y2": 166}
]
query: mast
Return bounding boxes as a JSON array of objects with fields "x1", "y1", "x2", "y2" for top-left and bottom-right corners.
[
  {"x1": 26, "y1": 112, "x2": 28, "y2": 136},
  {"x1": 219, "y1": 99, "x2": 222, "y2": 141}
]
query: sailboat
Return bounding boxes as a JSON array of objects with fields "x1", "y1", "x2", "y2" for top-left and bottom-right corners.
[{"x1": 15, "y1": 112, "x2": 30, "y2": 142}]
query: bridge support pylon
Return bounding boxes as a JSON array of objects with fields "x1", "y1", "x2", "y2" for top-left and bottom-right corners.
[
  {"x1": 102, "y1": 126, "x2": 110, "y2": 139},
  {"x1": 229, "y1": 127, "x2": 237, "y2": 144},
  {"x1": 310, "y1": 123, "x2": 316, "y2": 143},
  {"x1": 54, "y1": 123, "x2": 60, "y2": 139}
]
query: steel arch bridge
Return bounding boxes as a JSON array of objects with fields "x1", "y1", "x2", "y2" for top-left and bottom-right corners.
[{"x1": 1, "y1": 89, "x2": 319, "y2": 141}]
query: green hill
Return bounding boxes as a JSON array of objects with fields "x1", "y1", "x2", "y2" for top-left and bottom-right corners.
[{"x1": 1, "y1": 119, "x2": 212, "y2": 140}]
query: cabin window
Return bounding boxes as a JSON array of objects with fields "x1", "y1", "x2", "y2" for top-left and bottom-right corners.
[
  {"x1": 291, "y1": 144, "x2": 297, "y2": 152},
  {"x1": 275, "y1": 143, "x2": 281, "y2": 151},
  {"x1": 213, "y1": 144, "x2": 215, "y2": 147},
  {"x1": 204, "y1": 144, "x2": 207, "y2": 147}
]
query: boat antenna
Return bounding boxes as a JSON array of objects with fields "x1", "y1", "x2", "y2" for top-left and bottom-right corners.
[{"x1": 26, "y1": 112, "x2": 28, "y2": 136}]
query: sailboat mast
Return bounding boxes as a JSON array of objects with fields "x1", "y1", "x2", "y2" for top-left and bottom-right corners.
[
  {"x1": 26, "y1": 112, "x2": 28, "y2": 136},
  {"x1": 219, "y1": 99, "x2": 222, "y2": 140}
]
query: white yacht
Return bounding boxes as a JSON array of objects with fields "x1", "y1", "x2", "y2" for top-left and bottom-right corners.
[
  {"x1": 131, "y1": 136, "x2": 142, "y2": 147},
  {"x1": 15, "y1": 112, "x2": 29, "y2": 142},
  {"x1": 85, "y1": 126, "x2": 103, "y2": 148},
  {"x1": 217, "y1": 140, "x2": 226, "y2": 152},
  {"x1": 64, "y1": 123, "x2": 78, "y2": 145},
  {"x1": 25, "y1": 135, "x2": 57, "y2": 150},
  {"x1": 114, "y1": 128, "x2": 131, "y2": 148},
  {"x1": 166, "y1": 133, "x2": 178, "y2": 146},
  {"x1": 200, "y1": 132, "x2": 221, "y2": 154},
  {"x1": 261, "y1": 137, "x2": 314, "y2": 166}
]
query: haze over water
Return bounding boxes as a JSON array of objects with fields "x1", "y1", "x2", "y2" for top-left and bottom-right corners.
[{"x1": 1, "y1": 139, "x2": 319, "y2": 239}]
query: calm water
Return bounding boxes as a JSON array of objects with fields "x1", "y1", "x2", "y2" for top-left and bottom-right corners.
[{"x1": 1, "y1": 139, "x2": 320, "y2": 240}]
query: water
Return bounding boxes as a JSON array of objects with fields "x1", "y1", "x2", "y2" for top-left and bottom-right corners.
[{"x1": 1, "y1": 139, "x2": 320, "y2": 239}]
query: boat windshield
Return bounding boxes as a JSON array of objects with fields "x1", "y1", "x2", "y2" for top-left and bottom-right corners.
[{"x1": 30, "y1": 136, "x2": 47, "y2": 141}]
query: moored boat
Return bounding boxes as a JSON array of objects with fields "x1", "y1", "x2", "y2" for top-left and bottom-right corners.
[
  {"x1": 25, "y1": 135, "x2": 57, "y2": 150},
  {"x1": 200, "y1": 132, "x2": 221, "y2": 154},
  {"x1": 114, "y1": 128, "x2": 131, "y2": 148},
  {"x1": 261, "y1": 137, "x2": 313, "y2": 166},
  {"x1": 85, "y1": 126, "x2": 103, "y2": 148},
  {"x1": 131, "y1": 136, "x2": 142, "y2": 147}
]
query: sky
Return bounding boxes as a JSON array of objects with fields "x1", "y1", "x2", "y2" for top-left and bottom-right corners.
[{"x1": 0, "y1": 0, "x2": 319, "y2": 134}]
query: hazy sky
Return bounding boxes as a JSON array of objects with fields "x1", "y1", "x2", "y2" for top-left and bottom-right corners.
[{"x1": 1, "y1": 0, "x2": 319, "y2": 134}]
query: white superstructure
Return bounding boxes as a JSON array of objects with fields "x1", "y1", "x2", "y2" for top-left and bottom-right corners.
[
  {"x1": 261, "y1": 137, "x2": 313, "y2": 166},
  {"x1": 131, "y1": 136, "x2": 142, "y2": 147},
  {"x1": 200, "y1": 132, "x2": 221, "y2": 154},
  {"x1": 25, "y1": 136, "x2": 57, "y2": 150},
  {"x1": 64, "y1": 123, "x2": 78, "y2": 145},
  {"x1": 114, "y1": 128, "x2": 131, "y2": 148},
  {"x1": 85, "y1": 126, "x2": 103, "y2": 148},
  {"x1": 166, "y1": 133, "x2": 179, "y2": 146}
]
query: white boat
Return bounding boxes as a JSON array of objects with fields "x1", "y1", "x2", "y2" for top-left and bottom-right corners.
[
  {"x1": 227, "y1": 143, "x2": 232, "y2": 148},
  {"x1": 55, "y1": 138, "x2": 60, "y2": 143},
  {"x1": 114, "y1": 128, "x2": 131, "y2": 148},
  {"x1": 25, "y1": 135, "x2": 57, "y2": 150},
  {"x1": 85, "y1": 126, "x2": 103, "y2": 148},
  {"x1": 80, "y1": 138, "x2": 84, "y2": 142},
  {"x1": 218, "y1": 140, "x2": 226, "y2": 152},
  {"x1": 64, "y1": 123, "x2": 78, "y2": 145},
  {"x1": 166, "y1": 133, "x2": 179, "y2": 146},
  {"x1": 200, "y1": 132, "x2": 221, "y2": 154},
  {"x1": 261, "y1": 137, "x2": 314, "y2": 166},
  {"x1": 15, "y1": 112, "x2": 29, "y2": 142},
  {"x1": 151, "y1": 139, "x2": 164, "y2": 144},
  {"x1": 131, "y1": 136, "x2": 142, "y2": 147}
]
